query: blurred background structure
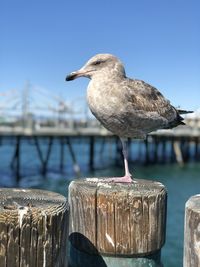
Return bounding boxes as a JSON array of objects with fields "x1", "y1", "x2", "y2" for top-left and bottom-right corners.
[
  {"x1": 0, "y1": 83, "x2": 200, "y2": 184},
  {"x1": 0, "y1": 82, "x2": 200, "y2": 133},
  {"x1": 1, "y1": 1, "x2": 200, "y2": 266}
]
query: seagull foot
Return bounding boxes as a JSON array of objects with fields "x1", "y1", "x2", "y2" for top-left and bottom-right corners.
[{"x1": 106, "y1": 175, "x2": 133, "y2": 183}]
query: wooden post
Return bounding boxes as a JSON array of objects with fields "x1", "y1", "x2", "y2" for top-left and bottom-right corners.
[
  {"x1": 68, "y1": 178, "x2": 167, "y2": 267},
  {"x1": 184, "y1": 194, "x2": 200, "y2": 267},
  {"x1": 0, "y1": 188, "x2": 69, "y2": 267}
]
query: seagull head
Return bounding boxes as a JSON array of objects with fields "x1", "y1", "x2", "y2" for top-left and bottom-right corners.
[{"x1": 65, "y1": 53, "x2": 126, "y2": 81}]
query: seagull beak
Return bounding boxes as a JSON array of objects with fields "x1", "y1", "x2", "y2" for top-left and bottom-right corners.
[
  {"x1": 65, "y1": 70, "x2": 82, "y2": 81},
  {"x1": 65, "y1": 67, "x2": 94, "y2": 81}
]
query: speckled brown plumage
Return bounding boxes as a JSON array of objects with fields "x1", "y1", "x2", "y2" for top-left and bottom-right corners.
[{"x1": 66, "y1": 53, "x2": 185, "y2": 182}]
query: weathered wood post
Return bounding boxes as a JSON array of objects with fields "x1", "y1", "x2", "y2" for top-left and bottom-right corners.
[
  {"x1": 0, "y1": 188, "x2": 69, "y2": 267},
  {"x1": 184, "y1": 194, "x2": 200, "y2": 267},
  {"x1": 68, "y1": 178, "x2": 167, "y2": 267}
]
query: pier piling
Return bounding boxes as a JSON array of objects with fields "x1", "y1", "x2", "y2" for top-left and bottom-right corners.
[
  {"x1": 0, "y1": 188, "x2": 69, "y2": 267},
  {"x1": 10, "y1": 136, "x2": 21, "y2": 183},
  {"x1": 34, "y1": 136, "x2": 54, "y2": 176},
  {"x1": 89, "y1": 136, "x2": 95, "y2": 170},
  {"x1": 184, "y1": 194, "x2": 200, "y2": 267},
  {"x1": 65, "y1": 137, "x2": 80, "y2": 175},
  {"x1": 68, "y1": 178, "x2": 167, "y2": 267},
  {"x1": 60, "y1": 137, "x2": 65, "y2": 171}
]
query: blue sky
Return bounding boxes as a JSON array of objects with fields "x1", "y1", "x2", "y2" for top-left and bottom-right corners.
[{"x1": 1, "y1": 0, "x2": 200, "y2": 113}]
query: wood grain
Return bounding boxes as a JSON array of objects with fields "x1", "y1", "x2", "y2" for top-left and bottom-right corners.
[
  {"x1": 69, "y1": 178, "x2": 167, "y2": 257},
  {"x1": 184, "y1": 194, "x2": 200, "y2": 267},
  {"x1": 0, "y1": 188, "x2": 69, "y2": 267}
]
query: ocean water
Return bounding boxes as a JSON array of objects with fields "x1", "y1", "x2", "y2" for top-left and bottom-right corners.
[{"x1": 0, "y1": 137, "x2": 200, "y2": 267}]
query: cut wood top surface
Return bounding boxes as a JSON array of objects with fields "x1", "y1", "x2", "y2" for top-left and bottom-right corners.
[
  {"x1": 185, "y1": 194, "x2": 200, "y2": 211},
  {"x1": 0, "y1": 188, "x2": 67, "y2": 213},
  {"x1": 69, "y1": 178, "x2": 166, "y2": 195}
]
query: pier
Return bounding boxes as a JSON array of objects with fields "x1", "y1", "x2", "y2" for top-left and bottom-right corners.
[{"x1": 0, "y1": 123, "x2": 199, "y2": 183}]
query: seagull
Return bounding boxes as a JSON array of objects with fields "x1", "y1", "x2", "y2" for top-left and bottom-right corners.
[{"x1": 66, "y1": 53, "x2": 188, "y2": 183}]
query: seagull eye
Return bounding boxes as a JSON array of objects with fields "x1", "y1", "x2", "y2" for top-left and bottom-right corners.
[{"x1": 92, "y1": 60, "x2": 103, "y2": 66}]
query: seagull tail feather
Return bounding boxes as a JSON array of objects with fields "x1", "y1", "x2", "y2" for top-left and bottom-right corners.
[{"x1": 177, "y1": 109, "x2": 193, "y2": 114}]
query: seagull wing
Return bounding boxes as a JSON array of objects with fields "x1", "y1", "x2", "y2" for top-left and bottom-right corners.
[{"x1": 125, "y1": 79, "x2": 184, "y2": 128}]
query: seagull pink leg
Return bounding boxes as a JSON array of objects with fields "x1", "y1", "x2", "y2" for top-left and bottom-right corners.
[{"x1": 107, "y1": 138, "x2": 133, "y2": 183}]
